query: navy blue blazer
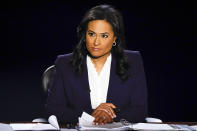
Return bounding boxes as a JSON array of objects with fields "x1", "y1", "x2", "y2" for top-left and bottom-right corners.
[{"x1": 46, "y1": 50, "x2": 147, "y2": 124}]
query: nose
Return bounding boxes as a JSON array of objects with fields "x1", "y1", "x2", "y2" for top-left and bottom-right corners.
[{"x1": 94, "y1": 36, "x2": 100, "y2": 46}]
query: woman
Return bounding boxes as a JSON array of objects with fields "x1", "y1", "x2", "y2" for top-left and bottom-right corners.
[{"x1": 46, "y1": 4, "x2": 147, "y2": 125}]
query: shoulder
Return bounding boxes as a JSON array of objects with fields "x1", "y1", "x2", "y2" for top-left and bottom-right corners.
[
  {"x1": 54, "y1": 52, "x2": 73, "y2": 67},
  {"x1": 124, "y1": 50, "x2": 142, "y2": 61},
  {"x1": 123, "y1": 50, "x2": 145, "y2": 72},
  {"x1": 124, "y1": 50, "x2": 140, "y2": 55}
]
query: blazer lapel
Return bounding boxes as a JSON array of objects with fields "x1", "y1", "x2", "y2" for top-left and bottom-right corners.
[
  {"x1": 82, "y1": 61, "x2": 91, "y2": 93},
  {"x1": 107, "y1": 55, "x2": 120, "y2": 103},
  {"x1": 80, "y1": 57, "x2": 92, "y2": 110}
]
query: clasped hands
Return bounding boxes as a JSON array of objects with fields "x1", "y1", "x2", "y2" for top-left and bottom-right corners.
[{"x1": 92, "y1": 103, "x2": 116, "y2": 125}]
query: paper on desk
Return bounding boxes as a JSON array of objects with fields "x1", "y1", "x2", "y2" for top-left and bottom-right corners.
[
  {"x1": 78, "y1": 112, "x2": 130, "y2": 130},
  {"x1": 48, "y1": 115, "x2": 60, "y2": 129},
  {"x1": 81, "y1": 112, "x2": 94, "y2": 123},
  {"x1": 10, "y1": 123, "x2": 57, "y2": 130},
  {"x1": 78, "y1": 112, "x2": 95, "y2": 126},
  {"x1": 190, "y1": 125, "x2": 197, "y2": 130},
  {"x1": 132, "y1": 123, "x2": 176, "y2": 130},
  {"x1": 79, "y1": 122, "x2": 131, "y2": 130},
  {"x1": 33, "y1": 123, "x2": 58, "y2": 130},
  {"x1": 0, "y1": 123, "x2": 13, "y2": 131},
  {"x1": 10, "y1": 115, "x2": 60, "y2": 130},
  {"x1": 78, "y1": 112, "x2": 180, "y2": 130}
]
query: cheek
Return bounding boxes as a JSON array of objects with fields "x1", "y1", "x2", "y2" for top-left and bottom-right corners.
[
  {"x1": 103, "y1": 40, "x2": 113, "y2": 49},
  {"x1": 85, "y1": 37, "x2": 91, "y2": 48},
  {"x1": 85, "y1": 35, "x2": 94, "y2": 46}
]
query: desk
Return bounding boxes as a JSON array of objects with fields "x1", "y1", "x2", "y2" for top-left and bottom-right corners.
[
  {"x1": 1, "y1": 122, "x2": 77, "y2": 131},
  {"x1": 163, "y1": 122, "x2": 197, "y2": 126},
  {"x1": 1, "y1": 122, "x2": 197, "y2": 131}
]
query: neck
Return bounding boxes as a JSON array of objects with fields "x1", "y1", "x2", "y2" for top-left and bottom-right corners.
[{"x1": 90, "y1": 52, "x2": 110, "y2": 73}]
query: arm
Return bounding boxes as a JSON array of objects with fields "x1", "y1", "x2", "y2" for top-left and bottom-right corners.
[{"x1": 45, "y1": 57, "x2": 78, "y2": 124}]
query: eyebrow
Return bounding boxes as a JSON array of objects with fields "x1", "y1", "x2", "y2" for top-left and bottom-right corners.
[{"x1": 87, "y1": 30, "x2": 110, "y2": 35}]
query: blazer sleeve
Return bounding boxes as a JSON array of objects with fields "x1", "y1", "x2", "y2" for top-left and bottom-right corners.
[
  {"x1": 45, "y1": 56, "x2": 78, "y2": 124},
  {"x1": 115, "y1": 51, "x2": 148, "y2": 123}
]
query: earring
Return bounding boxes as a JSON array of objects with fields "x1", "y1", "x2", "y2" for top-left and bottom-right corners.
[{"x1": 113, "y1": 42, "x2": 117, "y2": 46}]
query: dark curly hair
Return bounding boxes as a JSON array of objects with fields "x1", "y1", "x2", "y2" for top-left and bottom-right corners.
[{"x1": 70, "y1": 4, "x2": 130, "y2": 82}]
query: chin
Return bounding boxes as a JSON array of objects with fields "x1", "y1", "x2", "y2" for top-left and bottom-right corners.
[
  {"x1": 89, "y1": 51, "x2": 101, "y2": 56},
  {"x1": 89, "y1": 53, "x2": 101, "y2": 58},
  {"x1": 89, "y1": 52, "x2": 110, "y2": 59}
]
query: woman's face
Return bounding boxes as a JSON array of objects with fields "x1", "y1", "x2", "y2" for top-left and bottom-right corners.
[{"x1": 86, "y1": 20, "x2": 116, "y2": 58}]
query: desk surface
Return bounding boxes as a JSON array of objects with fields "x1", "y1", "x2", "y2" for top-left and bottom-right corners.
[
  {"x1": 6, "y1": 121, "x2": 197, "y2": 126},
  {"x1": 164, "y1": 122, "x2": 197, "y2": 126},
  {"x1": 1, "y1": 122, "x2": 197, "y2": 131}
]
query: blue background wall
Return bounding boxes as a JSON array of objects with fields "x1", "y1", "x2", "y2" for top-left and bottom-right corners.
[{"x1": 0, "y1": 0, "x2": 196, "y2": 122}]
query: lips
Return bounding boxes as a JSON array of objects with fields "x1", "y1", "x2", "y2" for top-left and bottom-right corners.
[{"x1": 91, "y1": 47, "x2": 101, "y2": 51}]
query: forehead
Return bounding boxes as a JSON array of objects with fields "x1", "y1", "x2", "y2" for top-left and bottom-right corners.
[{"x1": 87, "y1": 20, "x2": 114, "y2": 33}]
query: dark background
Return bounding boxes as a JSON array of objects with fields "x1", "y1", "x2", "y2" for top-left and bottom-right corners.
[{"x1": 0, "y1": 0, "x2": 196, "y2": 122}]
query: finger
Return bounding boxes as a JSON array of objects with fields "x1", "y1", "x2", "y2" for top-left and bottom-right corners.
[
  {"x1": 99, "y1": 105, "x2": 115, "y2": 118},
  {"x1": 92, "y1": 109, "x2": 103, "y2": 118},
  {"x1": 92, "y1": 108, "x2": 100, "y2": 116},
  {"x1": 107, "y1": 103, "x2": 116, "y2": 108},
  {"x1": 99, "y1": 111, "x2": 113, "y2": 124},
  {"x1": 102, "y1": 111, "x2": 112, "y2": 123},
  {"x1": 103, "y1": 119, "x2": 108, "y2": 125},
  {"x1": 103, "y1": 111, "x2": 113, "y2": 124},
  {"x1": 97, "y1": 112, "x2": 107, "y2": 124},
  {"x1": 94, "y1": 110, "x2": 109, "y2": 125},
  {"x1": 92, "y1": 109, "x2": 97, "y2": 116},
  {"x1": 100, "y1": 103, "x2": 116, "y2": 109},
  {"x1": 108, "y1": 106, "x2": 116, "y2": 118},
  {"x1": 93, "y1": 110, "x2": 103, "y2": 123},
  {"x1": 103, "y1": 106, "x2": 114, "y2": 118},
  {"x1": 92, "y1": 106, "x2": 107, "y2": 116},
  {"x1": 95, "y1": 103, "x2": 117, "y2": 120},
  {"x1": 99, "y1": 103, "x2": 116, "y2": 117},
  {"x1": 97, "y1": 108, "x2": 110, "y2": 115},
  {"x1": 103, "y1": 116, "x2": 113, "y2": 124},
  {"x1": 104, "y1": 105, "x2": 114, "y2": 117},
  {"x1": 103, "y1": 113, "x2": 113, "y2": 124}
]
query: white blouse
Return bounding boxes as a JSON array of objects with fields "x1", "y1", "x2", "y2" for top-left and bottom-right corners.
[{"x1": 87, "y1": 54, "x2": 112, "y2": 109}]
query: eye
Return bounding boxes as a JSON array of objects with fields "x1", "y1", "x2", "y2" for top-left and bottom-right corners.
[
  {"x1": 88, "y1": 32, "x2": 95, "y2": 37},
  {"x1": 102, "y1": 34, "x2": 108, "y2": 38}
]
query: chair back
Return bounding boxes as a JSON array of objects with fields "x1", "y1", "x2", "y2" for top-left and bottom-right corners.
[
  {"x1": 32, "y1": 65, "x2": 55, "y2": 123},
  {"x1": 42, "y1": 65, "x2": 55, "y2": 93}
]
